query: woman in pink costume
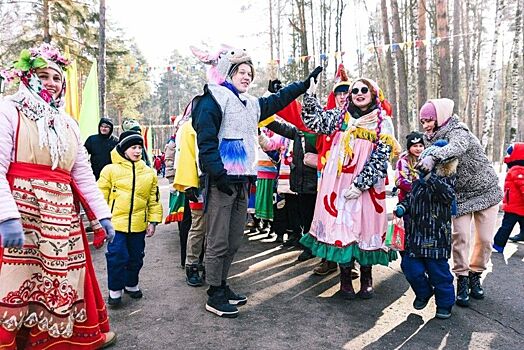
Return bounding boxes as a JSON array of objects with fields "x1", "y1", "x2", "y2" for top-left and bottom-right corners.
[{"x1": 300, "y1": 77, "x2": 400, "y2": 299}]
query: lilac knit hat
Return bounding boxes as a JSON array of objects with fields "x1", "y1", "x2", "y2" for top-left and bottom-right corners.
[{"x1": 419, "y1": 102, "x2": 437, "y2": 121}]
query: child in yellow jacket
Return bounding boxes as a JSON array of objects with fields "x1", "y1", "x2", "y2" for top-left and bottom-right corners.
[{"x1": 98, "y1": 130, "x2": 163, "y2": 307}]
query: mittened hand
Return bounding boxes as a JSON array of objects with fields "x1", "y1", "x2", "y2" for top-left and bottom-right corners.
[
  {"x1": 416, "y1": 156, "x2": 436, "y2": 173},
  {"x1": 394, "y1": 205, "x2": 406, "y2": 218},
  {"x1": 215, "y1": 175, "x2": 233, "y2": 196},
  {"x1": 268, "y1": 79, "x2": 282, "y2": 93},
  {"x1": 304, "y1": 66, "x2": 323, "y2": 88},
  {"x1": 0, "y1": 218, "x2": 24, "y2": 248},
  {"x1": 185, "y1": 187, "x2": 199, "y2": 202},
  {"x1": 306, "y1": 78, "x2": 318, "y2": 95},
  {"x1": 343, "y1": 184, "x2": 362, "y2": 200},
  {"x1": 99, "y1": 218, "x2": 115, "y2": 244}
]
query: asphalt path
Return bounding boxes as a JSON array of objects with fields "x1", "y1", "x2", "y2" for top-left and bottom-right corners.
[{"x1": 90, "y1": 177, "x2": 524, "y2": 350}]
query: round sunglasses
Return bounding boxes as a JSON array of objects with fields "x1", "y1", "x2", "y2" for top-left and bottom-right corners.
[{"x1": 351, "y1": 86, "x2": 369, "y2": 95}]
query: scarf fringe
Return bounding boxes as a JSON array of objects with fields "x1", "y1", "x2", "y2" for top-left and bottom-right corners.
[{"x1": 338, "y1": 128, "x2": 399, "y2": 176}]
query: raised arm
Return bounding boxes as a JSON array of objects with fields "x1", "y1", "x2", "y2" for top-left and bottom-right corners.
[
  {"x1": 258, "y1": 66, "x2": 323, "y2": 122},
  {"x1": 301, "y1": 93, "x2": 341, "y2": 135}
]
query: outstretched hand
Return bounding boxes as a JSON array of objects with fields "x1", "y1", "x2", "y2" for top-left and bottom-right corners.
[
  {"x1": 303, "y1": 66, "x2": 323, "y2": 89},
  {"x1": 268, "y1": 79, "x2": 282, "y2": 93}
]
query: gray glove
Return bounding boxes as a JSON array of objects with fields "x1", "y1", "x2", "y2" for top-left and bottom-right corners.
[
  {"x1": 416, "y1": 156, "x2": 436, "y2": 173},
  {"x1": 343, "y1": 184, "x2": 362, "y2": 200},
  {"x1": 0, "y1": 218, "x2": 24, "y2": 248},
  {"x1": 100, "y1": 218, "x2": 115, "y2": 243}
]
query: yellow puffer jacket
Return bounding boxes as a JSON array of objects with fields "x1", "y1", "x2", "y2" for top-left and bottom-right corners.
[{"x1": 98, "y1": 148, "x2": 163, "y2": 233}]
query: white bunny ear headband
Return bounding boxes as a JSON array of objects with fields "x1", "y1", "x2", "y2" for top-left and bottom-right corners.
[{"x1": 190, "y1": 45, "x2": 253, "y2": 84}]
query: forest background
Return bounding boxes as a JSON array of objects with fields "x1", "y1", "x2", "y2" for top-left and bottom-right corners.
[{"x1": 0, "y1": 0, "x2": 522, "y2": 164}]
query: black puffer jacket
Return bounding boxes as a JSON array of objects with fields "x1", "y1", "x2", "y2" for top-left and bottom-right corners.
[
  {"x1": 84, "y1": 118, "x2": 119, "y2": 180},
  {"x1": 265, "y1": 120, "x2": 318, "y2": 194}
]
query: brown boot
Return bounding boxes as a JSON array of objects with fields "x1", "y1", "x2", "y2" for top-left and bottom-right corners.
[
  {"x1": 339, "y1": 265, "x2": 356, "y2": 300},
  {"x1": 313, "y1": 259, "x2": 338, "y2": 276},
  {"x1": 357, "y1": 265, "x2": 374, "y2": 299}
]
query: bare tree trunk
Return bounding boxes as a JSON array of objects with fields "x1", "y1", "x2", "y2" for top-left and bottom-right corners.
[
  {"x1": 451, "y1": 0, "x2": 460, "y2": 112},
  {"x1": 277, "y1": 0, "x2": 282, "y2": 62},
  {"x1": 269, "y1": 0, "x2": 274, "y2": 63},
  {"x1": 380, "y1": 0, "x2": 398, "y2": 124},
  {"x1": 481, "y1": 0, "x2": 505, "y2": 159},
  {"x1": 436, "y1": 0, "x2": 452, "y2": 98},
  {"x1": 362, "y1": 1, "x2": 384, "y2": 80},
  {"x1": 470, "y1": 0, "x2": 485, "y2": 137},
  {"x1": 391, "y1": 0, "x2": 410, "y2": 140},
  {"x1": 98, "y1": 0, "x2": 106, "y2": 118},
  {"x1": 408, "y1": 0, "x2": 418, "y2": 129},
  {"x1": 43, "y1": 0, "x2": 51, "y2": 43},
  {"x1": 319, "y1": 0, "x2": 327, "y2": 96},
  {"x1": 291, "y1": 0, "x2": 309, "y2": 78},
  {"x1": 417, "y1": 0, "x2": 428, "y2": 111},
  {"x1": 334, "y1": 0, "x2": 341, "y2": 68},
  {"x1": 462, "y1": 0, "x2": 472, "y2": 128},
  {"x1": 509, "y1": 0, "x2": 522, "y2": 143},
  {"x1": 309, "y1": 0, "x2": 316, "y2": 66}
]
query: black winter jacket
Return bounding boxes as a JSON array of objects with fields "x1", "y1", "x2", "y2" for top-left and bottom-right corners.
[
  {"x1": 265, "y1": 120, "x2": 318, "y2": 194},
  {"x1": 192, "y1": 82, "x2": 307, "y2": 184},
  {"x1": 399, "y1": 163, "x2": 457, "y2": 259},
  {"x1": 84, "y1": 118, "x2": 119, "y2": 180}
]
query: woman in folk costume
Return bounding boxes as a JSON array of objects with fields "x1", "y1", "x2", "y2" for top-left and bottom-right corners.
[
  {"x1": 300, "y1": 77, "x2": 400, "y2": 300},
  {"x1": 0, "y1": 44, "x2": 116, "y2": 349}
]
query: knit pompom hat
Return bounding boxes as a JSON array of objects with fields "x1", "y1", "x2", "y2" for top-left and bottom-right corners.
[
  {"x1": 122, "y1": 119, "x2": 141, "y2": 132},
  {"x1": 118, "y1": 130, "x2": 143, "y2": 153},
  {"x1": 406, "y1": 131, "x2": 424, "y2": 149},
  {"x1": 419, "y1": 102, "x2": 437, "y2": 121}
]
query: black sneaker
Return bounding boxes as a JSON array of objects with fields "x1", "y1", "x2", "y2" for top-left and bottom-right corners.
[
  {"x1": 297, "y1": 249, "x2": 314, "y2": 262},
  {"x1": 205, "y1": 287, "x2": 238, "y2": 318},
  {"x1": 224, "y1": 285, "x2": 247, "y2": 306},
  {"x1": 435, "y1": 307, "x2": 452, "y2": 319},
  {"x1": 124, "y1": 289, "x2": 143, "y2": 299},
  {"x1": 186, "y1": 264, "x2": 203, "y2": 287},
  {"x1": 456, "y1": 275, "x2": 470, "y2": 307},
  {"x1": 107, "y1": 295, "x2": 122, "y2": 307},
  {"x1": 509, "y1": 233, "x2": 524, "y2": 242},
  {"x1": 413, "y1": 295, "x2": 432, "y2": 310},
  {"x1": 469, "y1": 271, "x2": 485, "y2": 300}
]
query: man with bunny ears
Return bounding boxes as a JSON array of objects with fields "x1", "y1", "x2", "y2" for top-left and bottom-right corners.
[{"x1": 190, "y1": 45, "x2": 322, "y2": 318}]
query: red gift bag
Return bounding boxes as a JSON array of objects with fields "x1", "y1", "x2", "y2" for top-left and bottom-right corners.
[{"x1": 386, "y1": 217, "x2": 405, "y2": 251}]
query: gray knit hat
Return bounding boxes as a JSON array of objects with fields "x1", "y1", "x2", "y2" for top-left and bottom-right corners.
[{"x1": 118, "y1": 130, "x2": 143, "y2": 153}]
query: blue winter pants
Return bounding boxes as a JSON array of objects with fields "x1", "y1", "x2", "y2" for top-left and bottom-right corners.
[
  {"x1": 106, "y1": 231, "x2": 146, "y2": 291},
  {"x1": 494, "y1": 212, "x2": 524, "y2": 247},
  {"x1": 401, "y1": 255, "x2": 455, "y2": 309}
]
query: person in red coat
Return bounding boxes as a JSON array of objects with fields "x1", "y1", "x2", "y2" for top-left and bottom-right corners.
[{"x1": 493, "y1": 142, "x2": 524, "y2": 252}]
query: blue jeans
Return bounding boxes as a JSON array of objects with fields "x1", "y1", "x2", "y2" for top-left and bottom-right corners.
[
  {"x1": 494, "y1": 212, "x2": 524, "y2": 247},
  {"x1": 106, "y1": 231, "x2": 146, "y2": 291},
  {"x1": 401, "y1": 255, "x2": 455, "y2": 309}
]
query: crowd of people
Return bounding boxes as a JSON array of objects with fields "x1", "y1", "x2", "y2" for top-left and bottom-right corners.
[{"x1": 0, "y1": 43, "x2": 521, "y2": 348}]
